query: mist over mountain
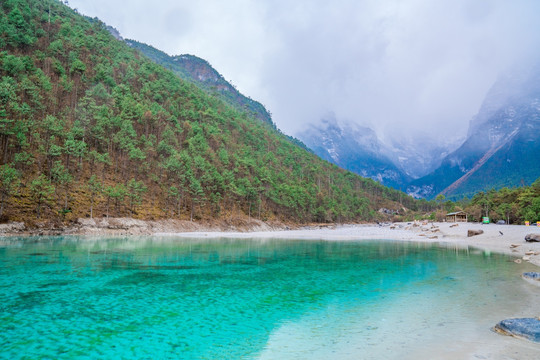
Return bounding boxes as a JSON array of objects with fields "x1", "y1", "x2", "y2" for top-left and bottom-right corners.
[
  {"x1": 295, "y1": 115, "x2": 465, "y2": 191},
  {"x1": 297, "y1": 60, "x2": 540, "y2": 200},
  {"x1": 383, "y1": 134, "x2": 463, "y2": 180},
  {"x1": 408, "y1": 61, "x2": 540, "y2": 199},
  {"x1": 296, "y1": 116, "x2": 411, "y2": 190}
]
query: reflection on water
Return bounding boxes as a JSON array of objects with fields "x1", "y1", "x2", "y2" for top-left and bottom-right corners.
[{"x1": 0, "y1": 236, "x2": 537, "y2": 359}]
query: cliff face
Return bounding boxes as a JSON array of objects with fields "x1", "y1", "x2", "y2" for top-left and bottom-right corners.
[{"x1": 408, "y1": 63, "x2": 540, "y2": 199}]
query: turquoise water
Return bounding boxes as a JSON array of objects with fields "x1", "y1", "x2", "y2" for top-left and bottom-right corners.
[{"x1": 0, "y1": 237, "x2": 537, "y2": 359}]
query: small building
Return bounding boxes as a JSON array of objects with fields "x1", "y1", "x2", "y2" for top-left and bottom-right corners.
[{"x1": 446, "y1": 211, "x2": 468, "y2": 223}]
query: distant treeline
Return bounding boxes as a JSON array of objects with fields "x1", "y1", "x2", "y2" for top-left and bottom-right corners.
[{"x1": 434, "y1": 178, "x2": 540, "y2": 224}]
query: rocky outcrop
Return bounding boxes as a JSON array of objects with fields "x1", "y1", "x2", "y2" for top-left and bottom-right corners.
[
  {"x1": 494, "y1": 318, "x2": 540, "y2": 342},
  {"x1": 0, "y1": 222, "x2": 25, "y2": 234},
  {"x1": 0, "y1": 217, "x2": 289, "y2": 236},
  {"x1": 525, "y1": 233, "x2": 540, "y2": 242},
  {"x1": 467, "y1": 229, "x2": 484, "y2": 237}
]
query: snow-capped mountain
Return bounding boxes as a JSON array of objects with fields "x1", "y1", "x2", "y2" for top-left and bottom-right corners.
[
  {"x1": 384, "y1": 134, "x2": 463, "y2": 180},
  {"x1": 296, "y1": 116, "x2": 412, "y2": 189},
  {"x1": 297, "y1": 61, "x2": 540, "y2": 200},
  {"x1": 408, "y1": 62, "x2": 540, "y2": 199}
]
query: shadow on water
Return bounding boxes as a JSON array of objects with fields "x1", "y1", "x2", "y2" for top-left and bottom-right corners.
[
  {"x1": 15, "y1": 290, "x2": 48, "y2": 309},
  {"x1": 106, "y1": 271, "x2": 171, "y2": 286}
]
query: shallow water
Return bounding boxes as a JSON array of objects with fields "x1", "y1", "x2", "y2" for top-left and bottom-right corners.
[{"x1": 0, "y1": 237, "x2": 538, "y2": 359}]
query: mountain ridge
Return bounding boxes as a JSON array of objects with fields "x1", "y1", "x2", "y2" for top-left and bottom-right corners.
[
  {"x1": 124, "y1": 39, "x2": 274, "y2": 127},
  {"x1": 294, "y1": 61, "x2": 540, "y2": 200},
  {"x1": 295, "y1": 116, "x2": 465, "y2": 192},
  {"x1": 297, "y1": 116, "x2": 412, "y2": 190},
  {"x1": 408, "y1": 62, "x2": 540, "y2": 199},
  {"x1": 439, "y1": 128, "x2": 519, "y2": 196}
]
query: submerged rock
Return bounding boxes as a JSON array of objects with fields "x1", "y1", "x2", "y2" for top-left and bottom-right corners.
[
  {"x1": 494, "y1": 318, "x2": 540, "y2": 342},
  {"x1": 467, "y1": 229, "x2": 484, "y2": 237},
  {"x1": 525, "y1": 233, "x2": 540, "y2": 242}
]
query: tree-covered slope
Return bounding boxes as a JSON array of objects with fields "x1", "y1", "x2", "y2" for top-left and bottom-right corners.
[
  {"x1": 124, "y1": 39, "x2": 274, "y2": 126},
  {"x1": 0, "y1": 0, "x2": 418, "y2": 224},
  {"x1": 463, "y1": 177, "x2": 540, "y2": 224}
]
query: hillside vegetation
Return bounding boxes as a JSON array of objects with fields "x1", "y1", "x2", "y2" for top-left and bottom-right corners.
[
  {"x1": 124, "y1": 40, "x2": 274, "y2": 127},
  {"x1": 0, "y1": 0, "x2": 420, "y2": 225},
  {"x1": 461, "y1": 178, "x2": 540, "y2": 224}
]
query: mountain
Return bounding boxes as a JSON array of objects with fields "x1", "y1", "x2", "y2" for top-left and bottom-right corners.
[
  {"x1": 295, "y1": 116, "x2": 463, "y2": 191},
  {"x1": 295, "y1": 61, "x2": 539, "y2": 201},
  {"x1": 0, "y1": 0, "x2": 419, "y2": 224},
  {"x1": 384, "y1": 134, "x2": 463, "y2": 180},
  {"x1": 408, "y1": 63, "x2": 540, "y2": 199},
  {"x1": 296, "y1": 117, "x2": 411, "y2": 190},
  {"x1": 124, "y1": 39, "x2": 274, "y2": 126}
]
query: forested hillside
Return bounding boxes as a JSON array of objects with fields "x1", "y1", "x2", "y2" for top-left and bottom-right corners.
[
  {"x1": 124, "y1": 39, "x2": 274, "y2": 127},
  {"x1": 461, "y1": 178, "x2": 540, "y2": 224},
  {"x1": 0, "y1": 0, "x2": 420, "y2": 225}
]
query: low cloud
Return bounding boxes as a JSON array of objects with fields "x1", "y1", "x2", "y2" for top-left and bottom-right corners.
[{"x1": 70, "y1": 0, "x2": 540, "y2": 141}]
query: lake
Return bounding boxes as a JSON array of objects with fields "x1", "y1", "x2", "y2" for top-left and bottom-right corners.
[{"x1": 0, "y1": 236, "x2": 538, "y2": 359}]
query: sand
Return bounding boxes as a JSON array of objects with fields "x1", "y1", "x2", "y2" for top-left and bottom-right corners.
[{"x1": 158, "y1": 221, "x2": 540, "y2": 267}]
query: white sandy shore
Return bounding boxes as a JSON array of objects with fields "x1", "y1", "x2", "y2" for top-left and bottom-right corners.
[{"x1": 158, "y1": 221, "x2": 540, "y2": 267}]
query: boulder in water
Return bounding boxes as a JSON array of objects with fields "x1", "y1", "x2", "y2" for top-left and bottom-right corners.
[{"x1": 494, "y1": 318, "x2": 540, "y2": 342}]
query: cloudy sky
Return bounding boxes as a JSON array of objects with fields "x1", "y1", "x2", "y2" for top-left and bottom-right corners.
[{"x1": 69, "y1": 0, "x2": 540, "y2": 142}]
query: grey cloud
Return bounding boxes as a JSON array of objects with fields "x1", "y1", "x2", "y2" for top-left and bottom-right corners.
[{"x1": 70, "y1": 0, "x2": 540, "y2": 141}]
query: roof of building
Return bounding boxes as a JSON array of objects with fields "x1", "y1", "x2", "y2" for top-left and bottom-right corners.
[{"x1": 446, "y1": 211, "x2": 467, "y2": 216}]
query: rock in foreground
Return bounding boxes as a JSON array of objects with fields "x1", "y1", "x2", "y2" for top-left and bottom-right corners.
[
  {"x1": 522, "y1": 272, "x2": 540, "y2": 286},
  {"x1": 525, "y1": 233, "x2": 540, "y2": 242},
  {"x1": 494, "y1": 318, "x2": 540, "y2": 342},
  {"x1": 522, "y1": 272, "x2": 540, "y2": 281},
  {"x1": 467, "y1": 229, "x2": 484, "y2": 237}
]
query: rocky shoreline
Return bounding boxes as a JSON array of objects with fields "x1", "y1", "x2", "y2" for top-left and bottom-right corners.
[{"x1": 0, "y1": 217, "x2": 292, "y2": 236}]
